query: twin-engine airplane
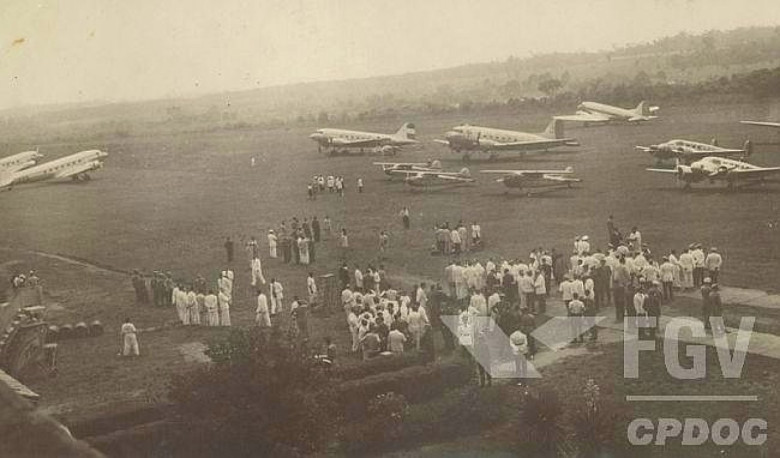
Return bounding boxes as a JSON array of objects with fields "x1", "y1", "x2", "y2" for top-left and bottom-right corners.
[
  {"x1": 636, "y1": 139, "x2": 751, "y2": 163},
  {"x1": 0, "y1": 151, "x2": 43, "y2": 173},
  {"x1": 374, "y1": 160, "x2": 442, "y2": 179},
  {"x1": 309, "y1": 123, "x2": 418, "y2": 155},
  {"x1": 0, "y1": 149, "x2": 109, "y2": 190},
  {"x1": 434, "y1": 119, "x2": 579, "y2": 160},
  {"x1": 480, "y1": 167, "x2": 581, "y2": 195},
  {"x1": 555, "y1": 101, "x2": 659, "y2": 125},
  {"x1": 647, "y1": 156, "x2": 780, "y2": 189},
  {"x1": 404, "y1": 168, "x2": 475, "y2": 189}
]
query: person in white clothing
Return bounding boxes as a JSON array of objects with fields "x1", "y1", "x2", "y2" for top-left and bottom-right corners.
[
  {"x1": 388, "y1": 326, "x2": 407, "y2": 354},
  {"x1": 354, "y1": 267, "x2": 364, "y2": 292},
  {"x1": 471, "y1": 221, "x2": 481, "y2": 244},
  {"x1": 269, "y1": 278, "x2": 284, "y2": 315},
  {"x1": 407, "y1": 304, "x2": 425, "y2": 350},
  {"x1": 307, "y1": 272, "x2": 318, "y2": 304},
  {"x1": 416, "y1": 283, "x2": 428, "y2": 310},
  {"x1": 255, "y1": 290, "x2": 271, "y2": 328},
  {"x1": 251, "y1": 257, "x2": 266, "y2": 287},
  {"x1": 217, "y1": 290, "x2": 230, "y2": 326},
  {"x1": 347, "y1": 307, "x2": 360, "y2": 352},
  {"x1": 678, "y1": 249, "x2": 694, "y2": 290},
  {"x1": 267, "y1": 230, "x2": 278, "y2": 259},
  {"x1": 121, "y1": 318, "x2": 140, "y2": 356},
  {"x1": 204, "y1": 291, "x2": 219, "y2": 326},
  {"x1": 187, "y1": 288, "x2": 199, "y2": 325}
]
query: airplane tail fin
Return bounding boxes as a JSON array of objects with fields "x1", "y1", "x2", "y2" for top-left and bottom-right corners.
[
  {"x1": 564, "y1": 166, "x2": 574, "y2": 173},
  {"x1": 635, "y1": 101, "x2": 649, "y2": 116},
  {"x1": 395, "y1": 122, "x2": 417, "y2": 140},
  {"x1": 542, "y1": 118, "x2": 565, "y2": 139},
  {"x1": 459, "y1": 167, "x2": 471, "y2": 177}
]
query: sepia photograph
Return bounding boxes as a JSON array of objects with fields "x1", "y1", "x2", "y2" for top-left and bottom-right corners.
[{"x1": 3, "y1": 1, "x2": 780, "y2": 456}]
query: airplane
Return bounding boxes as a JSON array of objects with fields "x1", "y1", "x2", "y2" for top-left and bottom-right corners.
[
  {"x1": 0, "y1": 149, "x2": 109, "y2": 190},
  {"x1": 480, "y1": 167, "x2": 581, "y2": 195},
  {"x1": 433, "y1": 119, "x2": 579, "y2": 160},
  {"x1": 740, "y1": 121, "x2": 780, "y2": 129},
  {"x1": 404, "y1": 168, "x2": 476, "y2": 189},
  {"x1": 635, "y1": 139, "x2": 751, "y2": 163},
  {"x1": 0, "y1": 150, "x2": 43, "y2": 173},
  {"x1": 309, "y1": 123, "x2": 418, "y2": 155},
  {"x1": 374, "y1": 160, "x2": 442, "y2": 179},
  {"x1": 555, "y1": 101, "x2": 659, "y2": 125},
  {"x1": 647, "y1": 156, "x2": 780, "y2": 189}
]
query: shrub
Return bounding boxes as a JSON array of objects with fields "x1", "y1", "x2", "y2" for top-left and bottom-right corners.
[
  {"x1": 337, "y1": 359, "x2": 472, "y2": 418},
  {"x1": 340, "y1": 392, "x2": 409, "y2": 454},
  {"x1": 167, "y1": 328, "x2": 338, "y2": 457},
  {"x1": 516, "y1": 388, "x2": 572, "y2": 457},
  {"x1": 334, "y1": 352, "x2": 424, "y2": 381}
]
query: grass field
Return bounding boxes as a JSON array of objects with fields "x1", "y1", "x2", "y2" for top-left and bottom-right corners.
[{"x1": 2, "y1": 98, "x2": 780, "y2": 430}]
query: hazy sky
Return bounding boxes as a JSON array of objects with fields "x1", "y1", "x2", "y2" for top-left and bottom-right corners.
[{"x1": 2, "y1": 0, "x2": 780, "y2": 110}]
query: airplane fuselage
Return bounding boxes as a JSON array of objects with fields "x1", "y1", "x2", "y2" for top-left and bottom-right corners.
[
  {"x1": 7, "y1": 150, "x2": 108, "y2": 186},
  {"x1": 0, "y1": 151, "x2": 42, "y2": 172},
  {"x1": 579, "y1": 102, "x2": 636, "y2": 119},
  {"x1": 444, "y1": 125, "x2": 574, "y2": 152},
  {"x1": 310, "y1": 128, "x2": 417, "y2": 148}
]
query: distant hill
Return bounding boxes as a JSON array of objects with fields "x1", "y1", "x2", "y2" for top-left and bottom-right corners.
[{"x1": 3, "y1": 26, "x2": 780, "y2": 142}]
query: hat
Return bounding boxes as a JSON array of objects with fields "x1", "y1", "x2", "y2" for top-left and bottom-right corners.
[
  {"x1": 688, "y1": 243, "x2": 696, "y2": 249},
  {"x1": 652, "y1": 280, "x2": 661, "y2": 286},
  {"x1": 582, "y1": 235, "x2": 589, "y2": 241},
  {"x1": 710, "y1": 247, "x2": 718, "y2": 252},
  {"x1": 703, "y1": 277, "x2": 712, "y2": 283}
]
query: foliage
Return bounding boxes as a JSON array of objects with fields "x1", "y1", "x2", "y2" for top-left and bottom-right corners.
[
  {"x1": 340, "y1": 392, "x2": 409, "y2": 454},
  {"x1": 517, "y1": 388, "x2": 571, "y2": 458},
  {"x1": 333, "y1": 351, "x2": 424, "y2": 381},
  {"x1": 167, "y1": 328, "x2": 338, "y2": 457},
  {"x1": 570, "y1": 379, "x2": 619, "y2": 458},
  {"x1": 337, "y1": 358, "x2": 472, "y2": 417}
]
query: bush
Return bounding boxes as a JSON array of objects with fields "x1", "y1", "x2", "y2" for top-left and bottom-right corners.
[
  {"x1": 167, "y1": 328, "x2": 338, "y2": 457},
  {"x1": 337, "y1": 359, "x2": 472, "y2": 418},
  {"x1": 340, "y1": 392, "x2": 409, "y2": 454},
  {"x1": 516, "y1": 388, "x2": 572, "y2": 457},
  {"x1": 334, "y1": 352, "x2": 424, "y2": 381}
]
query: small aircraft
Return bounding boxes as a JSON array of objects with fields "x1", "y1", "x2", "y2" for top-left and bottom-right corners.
[
  {"x1": 434, "y1": 119, "x2": 579, "y2": 160},
  {"x1": 309, "y1": 123, "x2": 418, "y2": 155},
  {"x1": 374, "y1": 160, "x2": 442, "y2": 179},
  {"x1": 635, "y1": 139, "x2": 751, "y2": 163},
  {"x1": 0, "y1": 150, "x2": 43, "y2": 173},
  {"x1": 740, "y1": 120, "x2": 780, "y2": 129},
  {"x1": 0, "y1": 149, "x2": 109, "y2": 190},
  {"x1": 480, "y1": 167, "x2": 581, "y2": 195},
  {"x1": 404, "y1": 168, "x2": 476, "y2": 189},
  {"x1": 555, "y1": 101, "x2": 659, "y2": 125},
  {"x1": 647, "y1": 156, "x2": 780, "y2": 189}
]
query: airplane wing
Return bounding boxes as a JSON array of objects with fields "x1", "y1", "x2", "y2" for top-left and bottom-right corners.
[
  {"x1": 479, "y1": 138, "x2": 574, "y2": 151},
  {"x1": 740, "y1": 121, "x2": 780, "y2": 128},
  {"x1": 374, "y1": 162, "x2": 429, "y2": 167},
  {"x1": 437, "y1": 174, "x2": 475, "y2": 183},
  {"x1": 481, "y1": 169, "x2": 574, "y2": 176},
  {"x1": 635, "y1": 146, "x2": 653, "y2": 152},
  {"x1": 729, "y1": 166, "x2": 780, "y2": 178},
  {"x1": 543, "y1": 174, "x2": 581, "y2": 183},
  {"x1": 54, "y1": 161, "x2": 103, "y2": 179},
  {"x1": 646, "y1": 168, "x2": 679, "y2": 174},
  {"x1": 628, "y1": 115, "x2": 657, "y2": 122},
  {"x1": 433, "y1": 139, "x2": 451, "y2": 146},
  {"x1": 330, "y1": 138, "x2": 385, "y2": 148},
  {"x1": 554, "y1": 112, "x2": 612, "y2": 123}
]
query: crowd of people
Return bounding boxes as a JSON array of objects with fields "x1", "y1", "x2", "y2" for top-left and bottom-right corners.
[
  {"x1": 307, "y1": 175, "x2": 354, "y2": 199},
  {"x1": 432, "y1": 220, "x2": 483, "y2": 255}
]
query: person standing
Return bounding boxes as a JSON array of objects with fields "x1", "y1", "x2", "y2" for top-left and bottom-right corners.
[
  {"x1": 291, "y1": 297, "x2": 310, "y2": 340},
  {"x1": 659, "y1": 257, "x2": 675, "y2": 302},
  {"x1": 270, "y1": 278, "x2": 284, "y2": 315},
  {"x1": 187, "y1": 287, "x2": 200, "y2": 325},
  {"x1": 700, "y1": 277, "x2": 713, "y2": 331},
  {"x1": 705, "y1": 247, "x2": 722, "y2": 284},
  {"x1": 255, "y1": 289, "x2": 271, "y2": 328},
  {"x1": 471, "y1": 221, "x2": 481, "y2": 245},
  {"x1": 692, "y1": 244, "x2": 706, "y2": 287},
  {"x1": 251, "y1": 256, "x2": 266, "y2": 287},
  {"x1": 246, "y1": 236, "x2": 259, "y2": 261},
  {"x1": 709, "y1": 283, "x2": 724, "y2": 334},
  {"x1": 357, "y1": 177, "x2": 364, "y2": 193},
  {"x1": 307, "y1": 272, "x2": 318, "y2": 304},
  {"x1": 509, "y1": 329, "x2": 529, "y2": 386},
  {"x1": 218, "y1": 289, "x2": 231, "y2": 326},
  {"x1": 354, "y1": 266, "x2": 364, "y2": 292},
  {"x1": 388, "y1": 323, "x2": 407, "y2": 354},
  {"x1": 400, "y1": 207, "x2": 410, "y2": 229},
  {"x1": 533, "y1": 269, "x2": 546, "y2": 313},
  {"x1": 612, "y1": 257, "x2": 630, "y2": 322},
  {"x1": 340, "y1": 229, "x2": 349, "y2": 257},
  {"x1": 451, "y1": 228, "x2": 462, "y2": 254},
  {"x1": 312, "y1": 216, "x2": 321, "y2": 242},
  {"x1": 267, "y1": 230, "x2": 278, "y2": 259},
  {"x1": 224, "y1": 237, "x2": 234, "y2": 263},
  {"x1": 299, "y1": 236, "x2": 310, "y2": 265},
  {"x1": 568, "y1": 293, "x2": 586, "y2": 344},
  {"x1": 121, "y1": 318, "x2": 140, "y2": 357},
  {"x1": 679, "y1": 248, "x2": 694, "y2": 291}
]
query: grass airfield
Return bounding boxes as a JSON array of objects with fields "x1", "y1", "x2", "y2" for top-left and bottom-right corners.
[{"x1": 2, "y1": 99, "x2": 780, "y2": 423}]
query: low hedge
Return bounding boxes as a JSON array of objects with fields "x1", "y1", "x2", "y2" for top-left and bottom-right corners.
[
  {"x1": 337, "y1": 358, "x2": 472, "y2": 418},
  {"x1": 333, "y1": 352, "x2": 424, "y2": 381}
]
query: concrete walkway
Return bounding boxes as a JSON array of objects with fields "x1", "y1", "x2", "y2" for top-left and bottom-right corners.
[
  {"x1": 677, "y1": 286, "x2": 780, "y2": 311},
  {"x1": 541, "y1": 294, "x2": 780, "y2": 361}
]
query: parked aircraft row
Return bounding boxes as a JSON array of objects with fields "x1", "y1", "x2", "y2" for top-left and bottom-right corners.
[
  {"x1": 0, "y1": 149, "x2": 108, "y2": 190},
  {"x1": 373, "y1": 161, "x2": 581, "y2": 195}
]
